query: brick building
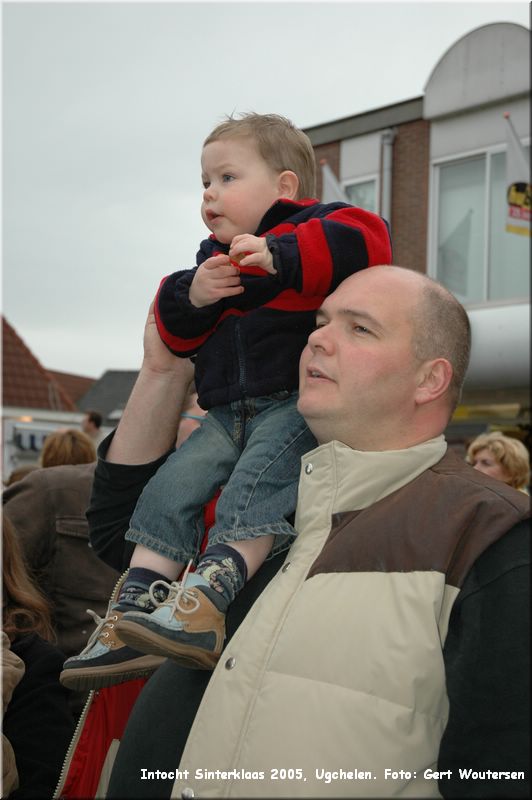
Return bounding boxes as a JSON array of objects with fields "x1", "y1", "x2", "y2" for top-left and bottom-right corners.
[{"x1": 304, "y1": 22, "x2": 530, "y2": 449}]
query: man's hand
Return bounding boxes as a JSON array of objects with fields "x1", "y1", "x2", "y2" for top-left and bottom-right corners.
[
  {"x1": 189, "y1": 254, "x2": 243, "y2": 308},
  {"x1": 143, "y1": 300, "x2": 194, "y2": 381},
  {"x1": 108, "y1": 299, "x2": 195, "y2": 465},
  {"x1": 229, "y1": 234, "x2": 276, "y2": 274}
]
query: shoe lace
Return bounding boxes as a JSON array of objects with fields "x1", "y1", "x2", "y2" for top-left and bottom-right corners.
[
  {"x1": 148, "y1": 560, "x2": 200, "y2": 615},
  {"x1": 78, "y1": 608, "x2": 119, "y2": 655}
]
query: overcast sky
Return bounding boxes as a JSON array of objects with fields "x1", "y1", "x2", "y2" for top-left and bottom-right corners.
[{"x1": 2, "y1": 1, "x2": 530, "y2": 378}]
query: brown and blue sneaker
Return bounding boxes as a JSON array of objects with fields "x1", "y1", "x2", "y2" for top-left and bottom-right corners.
[
  {"x1": 60, "y1": 576, "x2": 165, "y2": 692},
  {"x1": 117, "y1": 571, "x2": 226, "y2": 671}
]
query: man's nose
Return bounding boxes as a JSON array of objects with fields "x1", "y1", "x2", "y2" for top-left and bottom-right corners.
[{"x1": 308, "y1": 325, "x2": 333, "y2": 353}]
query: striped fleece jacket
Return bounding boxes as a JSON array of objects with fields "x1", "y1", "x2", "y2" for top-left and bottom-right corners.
[{"x1": 155, "y1": 198, "x2": 392, "y2": 409}]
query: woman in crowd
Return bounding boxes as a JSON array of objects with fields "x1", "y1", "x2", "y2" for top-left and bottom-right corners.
[
  {"x1": 466, "y1": 431, "x2": 530, "y2": 493},
  {"x1": 2, "y1": 428, "x2": 119, "y2": 717},
  {"x1": 40, "y1": 428, "x2": 96, "y2": 467},
  {"x1": 2, "y1": 518, "x2": 74, "y2": 798}
]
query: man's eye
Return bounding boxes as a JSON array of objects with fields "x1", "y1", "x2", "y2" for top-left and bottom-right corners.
[{"x1": 353, "y1": 324, "x2": 370, "y2": 334}]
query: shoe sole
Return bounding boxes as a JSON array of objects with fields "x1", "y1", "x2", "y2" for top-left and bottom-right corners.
[
  {"x1": 117, "y1": 619, "x2": 220, "y2": 671},
  {"x1": 60, "y1": 654, "x2": 165, "y2": 692}
]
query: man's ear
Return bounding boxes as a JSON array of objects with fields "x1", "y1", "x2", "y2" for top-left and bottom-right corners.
[
  {"x1": 278, "y1": 170, "x2": 299, "y2": 200},
  {"x1": 414, "y1": 358, "x2": 453, "y2": 405}
]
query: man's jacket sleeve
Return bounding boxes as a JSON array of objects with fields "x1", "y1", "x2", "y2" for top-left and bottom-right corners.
[{"x1": 437, "y1": 520, "x2": 530, "y2": 798}]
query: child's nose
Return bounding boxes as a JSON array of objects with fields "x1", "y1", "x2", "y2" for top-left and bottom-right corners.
[{"x1": 203, "y1": 184, "x2": 216, "y2": 202}]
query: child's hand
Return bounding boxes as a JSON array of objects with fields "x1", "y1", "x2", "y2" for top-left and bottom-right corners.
[
  {"x1": 189, "y1": 254, "x2": 244, "y2": 308},
  {"x1": 229, "y1": 234, "x2": 276, "y2": 275}
]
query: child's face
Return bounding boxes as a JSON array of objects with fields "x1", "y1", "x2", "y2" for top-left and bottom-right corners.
[{"x1": 201, "y1": 137, "x2": 285, "y2": 244}]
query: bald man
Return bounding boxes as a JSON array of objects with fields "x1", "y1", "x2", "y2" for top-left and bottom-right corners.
[{"x1": 88, "y1": 269, "x2": 530, "y2": 799}]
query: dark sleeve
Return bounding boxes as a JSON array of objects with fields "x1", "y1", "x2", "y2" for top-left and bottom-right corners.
[
  {"x1": 154, "y1": 238, "x2": 229, "y2": 357},
  {"x1": 155, "y1": 269, "x2": 227, "y2": 357},
  {"x1": 4, "y1": 635, "x2": 75, "y2": 799},
  {"x1": 86, "y1": 432, "x2": 175, "y2": 572},
  {"x1": 438, "y1": 520, "x2": 530, "y2": 798}
]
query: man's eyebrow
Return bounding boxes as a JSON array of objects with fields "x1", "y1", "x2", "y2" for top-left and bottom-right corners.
[
  {"x1": 317, "y1": 307, "x2": 385, "y2": 333},
  {"x1": 340, "y1": 309, "x2": 384, "y2": 331}
]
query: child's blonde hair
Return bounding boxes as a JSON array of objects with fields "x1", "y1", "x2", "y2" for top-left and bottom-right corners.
[{"x1": 204, "y1": 112, "x2": 316, "y2": 200}]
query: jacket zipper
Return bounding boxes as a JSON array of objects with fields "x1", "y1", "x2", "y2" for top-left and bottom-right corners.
[
  {"x1": 235, "y1": 318, "x2": 247, "y2": 398},
  {"x1": 53, "y1": 569, "x2": 130, "y2": 799},
  {"x1": 53, "y1": 688, "x2": 96, "y2": 799},
  {"x1": 235, "y1": 320, "x2": 248, "y2": 449}
]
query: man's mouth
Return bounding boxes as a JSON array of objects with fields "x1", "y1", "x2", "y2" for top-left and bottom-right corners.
[{"x1": 307, "y1": 366, "x2": 332, "y2": 381}]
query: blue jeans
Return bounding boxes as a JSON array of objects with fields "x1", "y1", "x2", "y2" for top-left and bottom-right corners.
[{"x1": 125, "y1": 391, "x2": 317, "y2": 563}]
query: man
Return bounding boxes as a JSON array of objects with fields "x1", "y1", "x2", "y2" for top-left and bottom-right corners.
[
  {"x1": 85, "y1": 269, "x2": 529, "y2": 798},
  {"x1": 81, "y1": 409, "x2": 105, "y2": 445}
]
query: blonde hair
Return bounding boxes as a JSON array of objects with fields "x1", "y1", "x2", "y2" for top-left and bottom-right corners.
[
  {"x1": 40, "y1": 429, "x2": 96, "y2": 468},
  {"x1": 204, "y1": 112, "x2": 317, "y2": 200},
  {"x1": 466, "y1": 432, "x2": 530, "y2": 490},
  {"x1": 2, "y1": 517, "x2": 55, "y2": 643}
]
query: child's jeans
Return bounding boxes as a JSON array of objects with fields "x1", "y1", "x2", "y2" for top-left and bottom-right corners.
[{"x1": 125, "y1": 391, "x2": 317, "y2": 563}]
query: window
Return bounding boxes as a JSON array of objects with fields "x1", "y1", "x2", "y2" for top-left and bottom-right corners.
[
  {"x1": 434, "y1": 148, "x2": 530, "y2": 305},
  {"x1": 344, "y1": 179, "x2": 377, "y2": 213}
]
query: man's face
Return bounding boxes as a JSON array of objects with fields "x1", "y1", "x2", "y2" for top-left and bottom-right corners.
[
  {"x1": 298, "y1": 268, "x2": 424, "y2": 450},
  {"x1": 200, "y1": 137, "x2": 284, "y2": 244}
]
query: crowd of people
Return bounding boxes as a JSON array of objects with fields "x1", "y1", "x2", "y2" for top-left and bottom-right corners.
[{"x1": 2, "y1": 112, "x2": 529, "y2": 799}]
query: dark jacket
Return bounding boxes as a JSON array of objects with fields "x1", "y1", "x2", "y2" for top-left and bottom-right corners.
[
  {"x1": 2, "y1": 463, "x2": 120, "y2": 658},
  {"x1": 3, "y1": 633, "x2": 75, "y2": 799},
  {"x1": 155, "y1": 199, "x2": 393, "y2": 408}
]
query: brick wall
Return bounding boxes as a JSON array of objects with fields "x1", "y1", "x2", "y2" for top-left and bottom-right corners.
[
  {"x1": 390, "y1": 119, "x2": 430, "y2": 274},
  {"x1": 311, "y1": 123, "x2": 430, "y2": 275}
]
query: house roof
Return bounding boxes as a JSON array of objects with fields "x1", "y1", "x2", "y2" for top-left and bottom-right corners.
[
  {"x1": 2, "y1": 316, "x2": 77, "y2": 411},
  {"x1": 77, "y1": 370, "x2": 139, "y2": 423},
  {"x1": 48, "y1": 370, "x2": 97, "y2": 406}
]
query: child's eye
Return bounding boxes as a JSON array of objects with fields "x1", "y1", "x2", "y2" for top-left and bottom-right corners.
[
  {"x1": 222, "y1": 174, "x2": 235, "y2": 183},
  {"x1": 202, "y1": 180, "x2": 210, "y2": 189}
]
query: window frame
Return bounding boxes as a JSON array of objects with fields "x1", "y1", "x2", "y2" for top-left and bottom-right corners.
[
  {"x1": 343, "y1": 174, "x2": 379, "y2": 214},
  {"x1": 427, "y1": 139, "x2": 530, "y2": 308}
]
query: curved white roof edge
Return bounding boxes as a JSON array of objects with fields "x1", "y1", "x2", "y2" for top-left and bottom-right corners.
[{"x1": 424, "y1": 23, "x2": 530, "y2": 120}]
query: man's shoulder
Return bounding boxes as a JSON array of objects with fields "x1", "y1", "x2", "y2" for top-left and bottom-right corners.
[{"x1": 429, "y1": 448, "x2": 530, "y2": 516}]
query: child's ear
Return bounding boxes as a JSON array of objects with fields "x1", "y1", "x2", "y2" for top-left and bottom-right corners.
[{"x1": 278, "y1": 171, "x2": 299, "y2": 200}]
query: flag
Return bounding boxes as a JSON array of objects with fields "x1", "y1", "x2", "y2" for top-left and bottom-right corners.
[
  {"x1": 438, "y1": 209, "x2": 472, "y2": 296},
  {"x1": 320, "y1": 160, "x2": 349, "y2": 204},
  {"x1": 503, "y1": 113, "x2": 531, "y2": 237}
]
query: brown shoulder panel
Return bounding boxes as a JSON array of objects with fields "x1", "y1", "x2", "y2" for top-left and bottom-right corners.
[{"x1": 306, "y1": 449, "x2": 529, "y2": 588}]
